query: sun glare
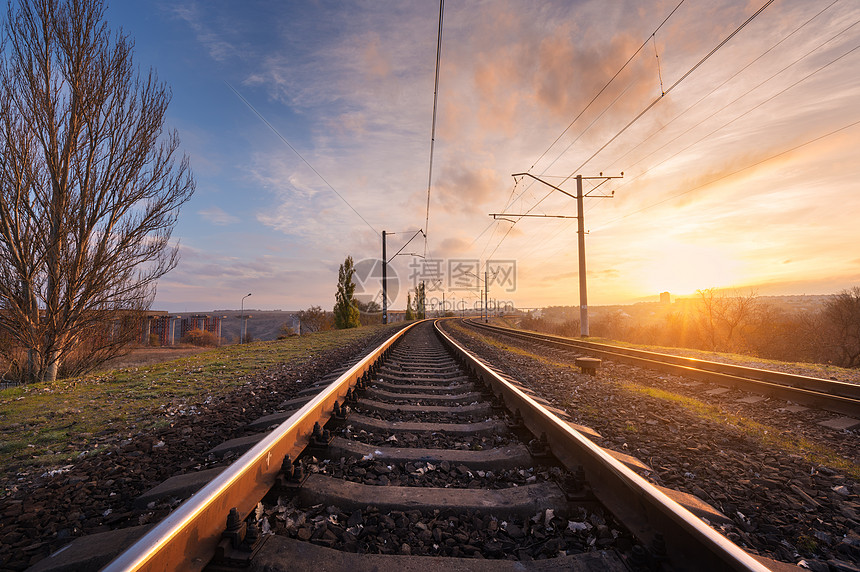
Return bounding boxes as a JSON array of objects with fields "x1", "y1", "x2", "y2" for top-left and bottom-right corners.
[{"x1": 642, "y1": 243, "x2": 741, "y2": 297}]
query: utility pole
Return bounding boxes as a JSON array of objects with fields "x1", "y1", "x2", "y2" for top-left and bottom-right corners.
[
  {"x1": 575, "y1": 176, "x2": 588, "y2": 336},
  {"x1": 492, "y1": 172, "x2": 620, "y2": 337},
  {"x1": 484, "y1": 269, "x2": 488, "y2": 323},
  {"x1": 381, "y1": 229, "x2": 424, "y2": 325},
  {"x1": 382, "y1": 231, "x2": 388, "y2": 324}
]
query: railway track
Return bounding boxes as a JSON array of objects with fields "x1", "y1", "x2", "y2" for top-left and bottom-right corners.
[
  {"x1": 466, "y1": 320, "x2": 860, "y2": 419},
  {"x1": 34, "y1": 319, "x2": 781, "y2": 571}
]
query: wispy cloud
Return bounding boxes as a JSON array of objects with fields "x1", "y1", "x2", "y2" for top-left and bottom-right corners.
[
  {"x1": 168, "y1": 3, "x2": 236, "y2": 62},
  {"x1": 142, "y1": 0, "x2": 860, "y2": 310},
  {"x1": 198, "y1": 206, "x2": 240, "y2": 226}
]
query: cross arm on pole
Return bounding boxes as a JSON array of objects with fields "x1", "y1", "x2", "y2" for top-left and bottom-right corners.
[
  {"x1": 491, "y1": 213, "x2": 577, "y2": 220},
  {"x1": 512, "y1": 172, "x2": 575, "y2": 198},
  {"x1": 501, "y1": 171, "x2": 622, "y2": 339},
  {"x1": 390, "y1": 229, "x2": 425, "y2": 261}
]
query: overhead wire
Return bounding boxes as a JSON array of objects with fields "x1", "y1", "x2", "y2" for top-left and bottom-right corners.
[
  {"x1": 471, "y1": 0, "x2": 688, "y2": 253},
  {"x1": 610, "y1": 17, "x2": 860, "y2": 197},
  {"x1": 424, "y1": 0, "x2": 444, "y2": 258},
  {"x1": 562, "y1": 0, "x2": 777, "y2": 184},
  {"x1": 533, "y1": 5, "x2": 858, "y2": 258},
  {"x1": 525, "y1": 0, "x2": 687, "y2": 175},
  {"x1": 606, "y1": 0, "x2": 843, "y2": 172},
  {"x1": 482, "y1": 0, "x2": 777, "y2": 260},
  {"x1": 594, "y1": 117, "x2": 860, "y2": 232}
]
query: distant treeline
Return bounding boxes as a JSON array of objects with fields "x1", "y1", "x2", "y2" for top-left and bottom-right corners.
[{"x1": 519, "y1": 287, "x2": 860, "y2": 368}]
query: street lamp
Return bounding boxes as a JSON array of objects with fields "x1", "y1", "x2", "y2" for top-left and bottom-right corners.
[{"x1": 241, "y1": 293, "x2": 251, "y2": 344}]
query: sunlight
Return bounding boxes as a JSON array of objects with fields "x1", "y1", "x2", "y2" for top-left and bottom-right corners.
[{"x1": 641, "y1": 243, "x2": 742, "y2": 297}]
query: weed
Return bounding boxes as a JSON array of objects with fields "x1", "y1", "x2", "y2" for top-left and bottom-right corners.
[
  {"x1": 0, "y1": 324, "x2": 398, "y2": 471},
  {"x1": 623, "y1": 383, "x2": 860, "y2": 479}
]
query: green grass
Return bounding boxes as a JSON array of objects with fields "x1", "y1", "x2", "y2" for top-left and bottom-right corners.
[
  {"x1": 623, "y1": 383, "x2": 860, "y2": 480},
  {"x1": 0, "y1": 325, "x2": 398, "y2": 475},
  {"x1": 455, "y1": 321, "x2": 859, "y2": 479}
]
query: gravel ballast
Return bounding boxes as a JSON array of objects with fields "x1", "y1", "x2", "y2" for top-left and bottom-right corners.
[
  {"x1": 0, "y1": 326, "x2": 404, "y2": 571},
  {"x1": 442, "y1": 321, "x2": 860, "y2": 569}
]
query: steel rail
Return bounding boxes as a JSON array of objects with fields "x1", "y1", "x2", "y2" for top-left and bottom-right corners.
[
  {"x1": 435, "y1": 319, "x2": 770, "y2": 572},
  {"x1": 466, "y1": 320, "x2": 860, "y2": 417},
  {"x1": 102, "y1": 322, "x2": 419, "y2": 572}
]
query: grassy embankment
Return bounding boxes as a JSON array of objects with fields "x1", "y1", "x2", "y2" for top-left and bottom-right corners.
[{"x1": 0, "y1": 324, "x2": 399, "y2": 475}]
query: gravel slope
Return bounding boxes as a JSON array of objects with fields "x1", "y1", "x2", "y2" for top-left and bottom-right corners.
[{"x1": 442, "y1": 321, "x2": 860, "y2": 570}]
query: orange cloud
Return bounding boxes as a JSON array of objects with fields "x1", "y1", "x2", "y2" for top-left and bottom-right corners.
[
  {"x1": 363, "y1": 33, "x2": 392, "y2": 79},
  {"x1": 435, "y1": 163, "x2": 504, "y2": 214}
]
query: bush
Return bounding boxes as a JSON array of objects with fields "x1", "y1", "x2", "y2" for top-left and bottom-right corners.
[{"x1": 181, "y1": 328, "x2": 219, "y2": 347}]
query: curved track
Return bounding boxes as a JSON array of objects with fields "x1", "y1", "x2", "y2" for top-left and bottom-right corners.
[{"x1": 466, "y1": 320, "x2": 860, "y2": 418}]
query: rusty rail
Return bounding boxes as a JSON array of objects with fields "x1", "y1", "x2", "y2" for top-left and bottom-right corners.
[
  {"x1": 102, "y1": 321, "x2": 419, "y2": 572},
  {"x1": 436, "y1": 320, "x2": 769, "y2": 572},
  {"x1": 466, "y1": 320, "x2": 860, "y2": 417}
]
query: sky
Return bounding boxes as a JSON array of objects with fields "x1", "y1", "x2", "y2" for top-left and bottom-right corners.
[{"x1": 101, "y1": 0, "x2": 860, "y2": 313}]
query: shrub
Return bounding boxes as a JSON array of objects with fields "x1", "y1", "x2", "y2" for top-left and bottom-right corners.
[{"x1": 181, "y1": 328, "x2": 219, "y2": 347}]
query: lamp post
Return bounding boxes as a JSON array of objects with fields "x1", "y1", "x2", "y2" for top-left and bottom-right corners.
[{"x1": 240, "y1": 293, "x2": 251, "y2": 344}]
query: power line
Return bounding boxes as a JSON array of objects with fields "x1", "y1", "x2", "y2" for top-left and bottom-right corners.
[
  {"x1": 525, "y1": 0, "x2": 687, "y2": 175},
  {"x1": 482, "y1": 0, "x2": 778, "y2": 260},
  {"x1": 595, "y1": 117, "x2": 860, "y2": 232},
  {"x1": 472, "y1": 0, "x2": 689, "y2": 254},
  {"x1": 607, "y1": 27, "x2": 860, "y2": 203},
  {"x1": 606, "y1": 0, "x2": 843, "y2": 172},
  {"x1": 225, "y1": 81, "x2": 379, "y2": 236},
  {"x1": 527, "y1": 5, "x2": 857, "y2": 260},
  {"x1": 424, "y1": 0, "x2": 444, "y2": 258},
  {"x1": 563, "y1": 0, "x2": 777, "y2": 183}
]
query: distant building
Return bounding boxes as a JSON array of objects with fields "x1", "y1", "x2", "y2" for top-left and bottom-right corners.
[
  {"x1": 143, "y1": 313, "x2": 223, "y2": 346},
  {"x1": 660, "y1": 292, "x2": 671, "y2": 305}
]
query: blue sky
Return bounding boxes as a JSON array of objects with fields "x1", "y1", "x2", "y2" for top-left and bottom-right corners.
[{"x1": 103, "y1": 1, "x2": 860, "y2": 312}]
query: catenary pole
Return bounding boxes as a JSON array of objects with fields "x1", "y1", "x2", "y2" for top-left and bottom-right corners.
[
  {"x1": 575, "y1": 175, "x2": 588, "y2": 336},
  {"x1": 382, "y1": 231, "x2": 388, "y2": 324},
  {"x1": 496, "y1": 172, "x2": 621, "y2": 337}
]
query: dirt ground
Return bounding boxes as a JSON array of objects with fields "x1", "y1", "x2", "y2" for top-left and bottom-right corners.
[{"x1": 96, "y1": 345, "x2": 213, "y2": 371}]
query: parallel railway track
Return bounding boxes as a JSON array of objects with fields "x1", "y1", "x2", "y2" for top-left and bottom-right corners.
[
  {"x1": 36, "y1": 319, "x2": 782, "y2": 571},
  {"x1": 466, "y1": 320, "x2": 860, "y2": 418}
]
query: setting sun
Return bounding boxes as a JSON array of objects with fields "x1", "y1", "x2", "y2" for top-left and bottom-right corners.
[{"x1": 640, "y1": 242, "x2": 742, "y2": 297}]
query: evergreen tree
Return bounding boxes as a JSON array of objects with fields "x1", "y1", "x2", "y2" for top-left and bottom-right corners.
[
  {"x1": 405, "y1": 293, "x2": 414, "y2": 321},
  {"x1": 412, "y1": 283, "x2": 426, "y2": 319},
  {"x1": 333, "y1": 256, "x2": 361, "y2": 329}
]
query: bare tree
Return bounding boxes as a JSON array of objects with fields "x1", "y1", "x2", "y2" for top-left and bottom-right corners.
[
  {"x1": 0, "y1": 0, "x2": 194, "y2": 382},
  {"x1": 296, "y1": 305, "x2": 332, "y2": 334},
  {"x1": 695, "y1": 288, "x2": 761, "y2": 352},
  {"x1": 816, "y1": 287, "x2": 860, "y2": 368}
]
